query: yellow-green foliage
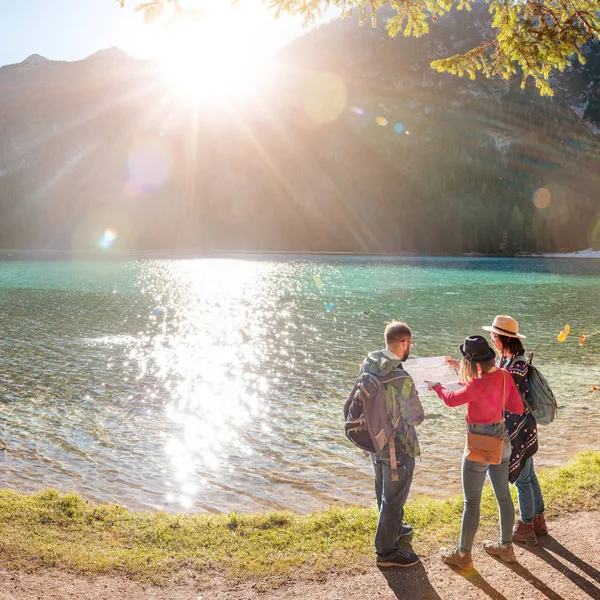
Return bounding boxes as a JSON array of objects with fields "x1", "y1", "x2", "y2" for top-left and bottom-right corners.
[
  {"x1": 0, "y1": 451, "x2": 599, "y2": 582},
  {"x1": 119, "y1": 1, "x2": 600, "y2": 96}
]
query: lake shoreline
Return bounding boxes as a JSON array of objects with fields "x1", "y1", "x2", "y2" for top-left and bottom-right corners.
[
  {"x1": 0, "y1": 451, "x2": 597, "y2": 589},
  {"x1": 0, "y1": 249, "x2": 598, "y2": 260}
]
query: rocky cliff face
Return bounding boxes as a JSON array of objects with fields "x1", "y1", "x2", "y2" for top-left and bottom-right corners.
[{"x1": 0, "y1": 8, "x2": 599, "y2": 254}]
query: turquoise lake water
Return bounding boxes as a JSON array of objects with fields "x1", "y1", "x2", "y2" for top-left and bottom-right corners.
[{"x1": 0, "y1": 256, "x2": 598, "y2": 513}]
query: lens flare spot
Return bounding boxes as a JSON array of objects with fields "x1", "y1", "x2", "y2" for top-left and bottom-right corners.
[
  {"x1": 312, "y1": 274, "x2": 324, "y2": 289},
  {"x1": 394, "y1": 122, "x2": 404, "y2": 134},
  {"x1": 304, "y1": 73, "x2": 347, "y2": 124},
  {"x1": 376, "y1": 116, "x2": 388, "y2": 127},
  {"x1": 127, "y1": 137, "x2": 175, "y2": 195},
  {"x1": 533, "y1": 187, "x2": 552, "y2": 209},
  {"x1": 99, "y1": 228, "x2": 118, "y2": 250},
  {"x1": 123, "y1": 179, "x2": 145, "y2": 198},
  {"x1": 325, "y1": 302, "x2": 335, "y2": 312},
  {"x1": 350, "y1": 106, "x2": 364, "y2": 115}
]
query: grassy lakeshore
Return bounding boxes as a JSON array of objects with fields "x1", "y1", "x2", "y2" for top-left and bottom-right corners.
[{"x1": 0, "y1": 451, "x2": 599, "y2": 584}]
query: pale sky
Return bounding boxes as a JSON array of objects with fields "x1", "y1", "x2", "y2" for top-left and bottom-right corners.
[{"x1": 0, "y1": 0, "x2": 309, "y2": 67}]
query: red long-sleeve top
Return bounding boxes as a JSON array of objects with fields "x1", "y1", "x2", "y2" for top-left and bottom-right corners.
[{"x1": 433, "y1": 368, "x2": 523, "y2": 424}]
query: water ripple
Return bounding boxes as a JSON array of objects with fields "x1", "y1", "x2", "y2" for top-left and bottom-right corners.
[{"x1": 0, "y1": 257, "x2": 598, "y2": 512}]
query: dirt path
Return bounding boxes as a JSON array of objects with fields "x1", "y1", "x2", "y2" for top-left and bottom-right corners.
[{"x1": 1, "y1": 512, "x2": 599, "y2": 600}]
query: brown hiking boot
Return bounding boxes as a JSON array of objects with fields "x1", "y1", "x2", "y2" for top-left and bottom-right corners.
[
  {"x1": 482, "y1": 540, "x2": 517, "y2": 563},
  {"x1": 513, "y1": 520, "x2": 537, "y2": 545},
  {"x1": 534, "y1": 514, "x2": 549, "y2": 536},
  {"x1": 440, "y1": 546, "x2": 474, "y2": 571}
]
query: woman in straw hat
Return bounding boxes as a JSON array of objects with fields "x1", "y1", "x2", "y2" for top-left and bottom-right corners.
[
  {"x1": 483, "y1": 315, "x2": 548, "y2": 545},
  {"x1": 426, "y1": 335, "x2": 523, "y2": 570}
]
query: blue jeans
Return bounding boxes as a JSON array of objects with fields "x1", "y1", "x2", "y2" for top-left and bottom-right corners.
[
  {"x1": 371, "y1": 452, "x2": 415, "y2": 561},
  {"x1": 459, "y1": 423, "x2": 514, "y2": 553},
  {"x1": 515, "y1": 457, "x2": 545, "y2": 523}
]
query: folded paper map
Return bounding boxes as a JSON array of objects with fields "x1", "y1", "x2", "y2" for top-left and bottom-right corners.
[{"x1": 403, "y1": 356, "x2": 462, "y2": 396}]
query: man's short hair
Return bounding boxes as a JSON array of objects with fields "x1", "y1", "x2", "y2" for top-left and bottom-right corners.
[{"x1": 385, "y1": 321, "x2": 412, "y2": 345}]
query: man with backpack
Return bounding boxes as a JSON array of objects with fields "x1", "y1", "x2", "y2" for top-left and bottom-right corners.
[{"x1": 346, "y1": 321, "x2": 425, "y2": 567}]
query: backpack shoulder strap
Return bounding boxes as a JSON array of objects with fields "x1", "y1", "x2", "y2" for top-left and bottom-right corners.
[
  {"x1": 380, "y1": 367, "x2": 407, "y2": 385},
  {"x1": 379, "y1": 369, "x2": 405, "y2": 482},
  {"x1": 511, "y1": 355, "x2": 527, "y2": 366},
  {"x1": 505, "y1": 355, "x2": 533, "y2": 412}
]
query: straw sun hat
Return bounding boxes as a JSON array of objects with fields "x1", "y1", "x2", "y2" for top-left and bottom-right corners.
[{"x1": 482, "y1": 315, "x2": 526, "y2": 339}]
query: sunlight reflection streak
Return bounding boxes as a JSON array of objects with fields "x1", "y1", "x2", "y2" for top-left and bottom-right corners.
[{"x1": 129, "y1": 259, "x2": 270, "y2": 508}]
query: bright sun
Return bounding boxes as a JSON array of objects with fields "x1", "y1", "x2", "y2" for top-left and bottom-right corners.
[
  {"x1": 150, "y1": 2, "x2": 299, "y2": 105},
  {"x1": 158, "y1": 24, "x2": 262, "y2": 103}
]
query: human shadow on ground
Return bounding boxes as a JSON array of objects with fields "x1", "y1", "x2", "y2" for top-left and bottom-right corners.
[
  {"x1": 381, "y1": 561, "x2": 513, "y2": 600},
  {"x1": 541, "y1": 536, "x2": 600, "y2": 583},
  {"x1": 453, "y1": 566, "x2": 511, "y2": 600},
  {"x1": 497, "y1": 560, "x2": 567, "y2": 600},
  {"x1": 379, "y1": 562, "x2": 443, "y2": 600},
  {"x1": 517, "y1": 538, "x2": 600, "y2": 598}
]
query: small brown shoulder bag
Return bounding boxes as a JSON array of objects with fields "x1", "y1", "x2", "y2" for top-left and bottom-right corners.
[{"x1": 465, "y1": 372, "x2": 506, "y2": 465}]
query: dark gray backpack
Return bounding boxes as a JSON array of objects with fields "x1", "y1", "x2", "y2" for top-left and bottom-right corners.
[
  {"x1": 343, "y1": 369, "x2": 404, "y2": 479},
  {"x1": 513, "y1": 353, "x2": 558, "y2": 425}
]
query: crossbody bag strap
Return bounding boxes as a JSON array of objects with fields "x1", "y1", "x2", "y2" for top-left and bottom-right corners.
[{"x1": 501, "y1": 370, "x2": 506, "y2": 438}]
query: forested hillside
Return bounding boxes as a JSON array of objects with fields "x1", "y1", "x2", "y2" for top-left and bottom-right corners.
[{"x1": 0, "y1": 7, "x2": 598, "y2": 254}]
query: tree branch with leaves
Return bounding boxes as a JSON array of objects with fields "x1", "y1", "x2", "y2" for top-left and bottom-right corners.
[
  {"x1": 116, "y1": 0, "x2": 600, "y2": 95},
  {"x1": 558, "y1": 324, "x2": 600, "y2": 346}
]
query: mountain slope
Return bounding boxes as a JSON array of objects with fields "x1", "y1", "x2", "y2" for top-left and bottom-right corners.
[{"x1": 0, "y1": 10, "x2": 599, "y2": 254}]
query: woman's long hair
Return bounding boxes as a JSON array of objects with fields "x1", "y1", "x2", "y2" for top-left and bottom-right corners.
[
  {"x1": 496, "y1": 334, "x2": 524, "y2": 356},
  {"x1": 459, "y1": 357, "x2": 496, "y2": 384}
]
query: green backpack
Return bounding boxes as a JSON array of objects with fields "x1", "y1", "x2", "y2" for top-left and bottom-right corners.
[{"x1": 513, "y1": 353, "x2": 558, "y2": 425}]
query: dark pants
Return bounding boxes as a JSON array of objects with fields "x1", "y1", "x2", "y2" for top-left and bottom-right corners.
[
  {"x1": 515, "y1": 457, "x2": 545, "y2": 522},
  {"x1": 371, "y1": 453, "x2": 415, "y2": 560}
]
